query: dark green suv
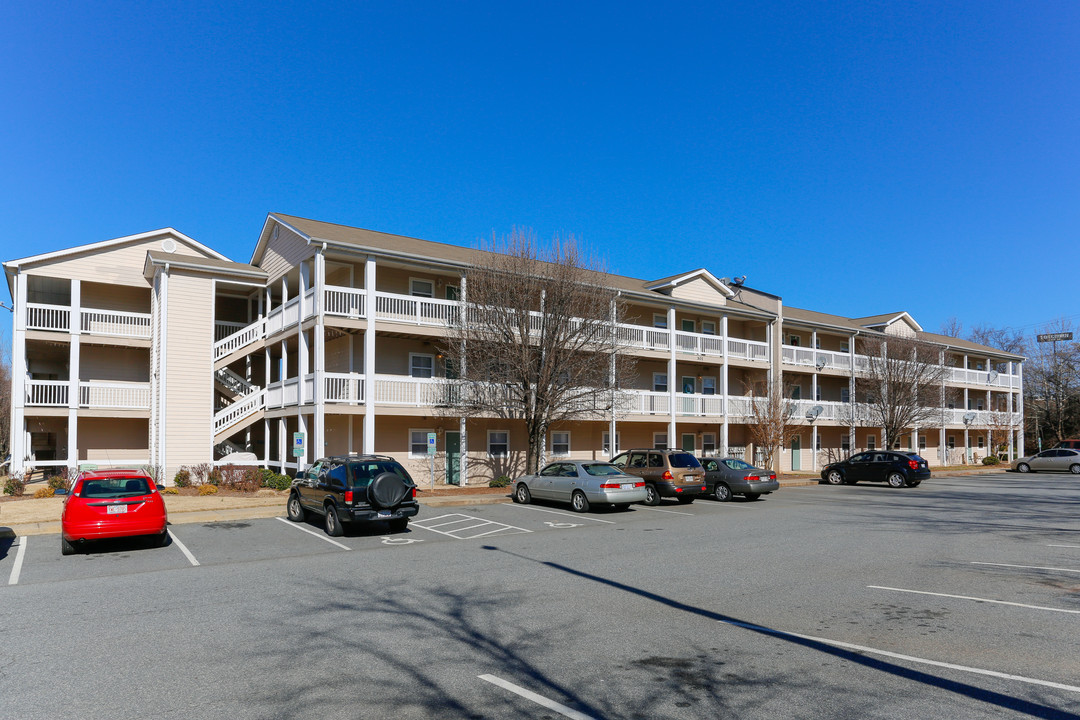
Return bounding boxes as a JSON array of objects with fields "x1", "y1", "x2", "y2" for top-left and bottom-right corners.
[{"x1": 286, "y1": 455, "x2": 419, "y2": 536}]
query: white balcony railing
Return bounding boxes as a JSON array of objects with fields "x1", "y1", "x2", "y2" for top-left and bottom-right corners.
[
  {"x1": 26, "y1": 303, "x2": 72, "y2": 332},
  {"x1": 324, "y1": 373, "x2": 365, "y2": 403},
  {"x1": 25, "y1": 303, "x2": 151, "y2": 339},
  {"x1": 213, "y1": 318, "x2": 265, "y2": 362},
  {"x1": 782, "y1": 345, "x2": 853, "y2": 371},
  {"x1": 323, "y1": 285, "x2": 366, "y2": 318},
  {"x1": 25, "y1": 379, "x2": 150, "y2": 409},
  {"x1": 215, "y1": 321, "x2": 248, "y2": 342},
  {"x1": 727, "y1": 337, "x2": 770, "y2": 362},
  {"x1": 374, "y1": 292, "x2": 460, "y2": 326},
  {"x1": 26, "y1": 379, "x2": 68, "y2": 406},
  {"x1": 213, "y1": 389, "x2": 266, "y2": 434},
  {"x1": 674, "y1": 331, "x2": 726, "y2": 357}
]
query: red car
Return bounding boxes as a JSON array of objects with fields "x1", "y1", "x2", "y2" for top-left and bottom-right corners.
[{"x1": 61, "y1": 469, "x2": 168, "y2": 555}]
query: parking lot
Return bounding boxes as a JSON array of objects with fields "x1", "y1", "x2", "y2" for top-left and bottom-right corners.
[{"x1": 2, "y1": 472, "x2": 1079, "y2": 719}]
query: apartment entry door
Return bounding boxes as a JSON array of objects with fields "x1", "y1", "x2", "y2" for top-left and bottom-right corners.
[
  {"x1": 791, "y1": 435, "x2": 802, "y2": 471},
  {"x1": 445, "y1": 431, "x2": 461, "y2": 485}
]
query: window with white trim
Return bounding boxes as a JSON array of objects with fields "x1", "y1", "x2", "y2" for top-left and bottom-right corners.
[
  {"x1": 789, "y1": 335, "x2": 801, "y2": 347},
  {"x1": 841, "y1": 434, "x2": 851, "y2": 452},
  {"x1": 867, "y1": 434, "x2": 876, "y2": 451},
  {"x1": 653, "y1": 314, "x2": 668, "y2": 329},
  {"x1": 702, "y1": 377, "x2": 716, "y2": 395},
  {"x1": 410, "y1": 278, "x2": 434, "y2": 297},
  {"x1": 653, "y1": 373, "x2": 668, "y2": 393},
  {"x1": 602, "y1": 431, "x2": 620, "y2": 456},
  {"x1": 410, "y1": 353, "x2": 435, "y2": 378},
  {"x1": 815, "y1": 434, "x2": 822, "y2": 451},
  {"x1": 701, "y1": 321, "x2": 716, "y2": 336},
  {"x1": 488, "y1": 430, "x2": 509, "y2": 457},
  {"x1": 841, "y1": 341, "x2": 850, "y2": 353},
  {"x1": 948, "y1": 435, "x2": 956, "y2": 449},
  {"x1": 681, "y1": 319, "x2": 695, "y2": 333},
  {"x1": 653, "y1": 432, "x2": 668, "y2": 450},
  {"x1": 919, "y1": 435, "x2": 927, "y2": 450},
  {"x1": 445, "y1": 285, "x2": 459, "y2": 301},
  {"x1": 551, "y1": 431, "x2": 570, "y2": 456},
  {"x1": 702, "y1": 433, "x2": 716, "y2": 454},
  {"x1": 409, "y1": 429, "x2": 433, "y2": 458},
  {"x1": 977, "y1": 435, "x2": 985, "y2": 448}
]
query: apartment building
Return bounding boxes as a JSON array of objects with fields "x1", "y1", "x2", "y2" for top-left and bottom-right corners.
[{"x1": 4, "y1": 214, "x2": 1025, "y2": 483}]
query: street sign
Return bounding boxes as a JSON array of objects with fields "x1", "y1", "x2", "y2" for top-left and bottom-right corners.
[
  {"x1": 1037, "y1": 332, "x2": 1073, "y2": 342},
  {"x1": 427, "y1": 432, "x2": 437, "y2": 455},
  {"x1": 292, "y1": 432, "x2": 305, "y2": 458}
]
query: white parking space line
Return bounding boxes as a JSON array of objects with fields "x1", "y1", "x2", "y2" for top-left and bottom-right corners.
[
  {"x1": 635, "y1": 506, "x2": 694, "y2": 516},
  {"x1": 479, "y1": 674, "x2": 597, "y2": 720},
  {"x1": 1047, "y1": 544, "x2": 1080, "y2": 549},
  {"x1": 7, "y1": 537, "x2": 27, "y2": 586},
  {"x1": 503, "y1": 504, "x2": 617, "y2": 524},
  {"x1": 274, "y1": 517, "x2": 351, "y2": 550},
  {"x1": 411, "y1": 514, "x2": 532, "y2": 540},
  {"x1": 717, "y1": 619, "x2": 1080, "y2": 695},
  {"x1": 972, "y1": 561, "x2": 1080, "y2": 574},
  {"x1": 168, "y1": 530, "x2": 201, "y2": 566},
  {"x1": 868, "y1": 585, "x2": 1080, "y2": 615}
]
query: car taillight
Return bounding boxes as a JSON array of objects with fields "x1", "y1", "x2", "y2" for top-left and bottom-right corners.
[
  {"x1": 908, "y1": 460, "x2": 919, "y2": 470},
  {"x1": 769, "y1": 474, "x2": 776, "y2": 480},
  {"x1": 411, "y1": 487, "x2": 416, "y2": 498},
  {"x1": 344, "y1": 490, "x2": 353, "y2": 504},
  {"x1": 661, "y1": 470, "x2": 673, "y2": 480},
  {"x1": 634, "y1": 482, "x2": 645, "y2": 487},
  {"x1": 746, "y1": 475, "x2": 759, "y2": 482}
]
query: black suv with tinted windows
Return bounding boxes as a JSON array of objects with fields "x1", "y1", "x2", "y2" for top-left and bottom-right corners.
[
  {"x1": 820, "y1": 451, "x2": 930, "y2": 488},
  {"x1": 287, "y1": 455, "x2": 419, "y2": 536}
]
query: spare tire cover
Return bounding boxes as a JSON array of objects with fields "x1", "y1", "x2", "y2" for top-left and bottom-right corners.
[{"x1": 368, "y1": 472, "x2": 411, "y2": 509}]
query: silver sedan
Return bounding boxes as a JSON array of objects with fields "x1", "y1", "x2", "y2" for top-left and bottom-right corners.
[
  {"x1": 512, "y1": 461, "x2": 648, "y2": 512},
  {"x1": 1013, "y1": 448, "x2": 1080, "y2": 474}
]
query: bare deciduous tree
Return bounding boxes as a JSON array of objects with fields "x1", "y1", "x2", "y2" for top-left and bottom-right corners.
[
  {"x1": 745, "y1": 379, "x2": 799, "y2": 472},
  {"x1": 857, "y1": 335, "x2": 950, "y2": 450},
  {"x1": 939, "y1": 317, "x2": 963, "y2": 338},
  {"x1": 1025, "y1": 319, "x2": 1080, "y2": 448},
  {"x1": 440, "y1": 229, "x2": 635, "y2": 475},
  {"x1": 0, "y1": 333, "x2": 10, "y2": 466}
]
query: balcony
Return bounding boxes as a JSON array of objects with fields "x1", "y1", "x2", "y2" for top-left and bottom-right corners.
[
  {"x1": 26, "y1": 303, "x2": 151, "y2": 340},
  {"x1": 25, "y1": 379, "x2": 150, "y2": 410}
]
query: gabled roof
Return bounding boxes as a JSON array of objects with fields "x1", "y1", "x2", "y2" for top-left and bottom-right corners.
[
  {"x1": 644, "y1": 268, "x2": 735, "y2": 298},
  {"x1": 854, "y1": 311, "x2": 923, "y2": 332},
  {"x1": 4, "y1": 228, "x2": 228, "y2": 269}
]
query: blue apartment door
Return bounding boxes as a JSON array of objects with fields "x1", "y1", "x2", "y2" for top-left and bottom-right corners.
[
  {"x1": 791, "y1": 435, "x2": 802, "y2": 471},
  {"x1": 445, "y1": 431, "x2": 461, "y2": 485}
]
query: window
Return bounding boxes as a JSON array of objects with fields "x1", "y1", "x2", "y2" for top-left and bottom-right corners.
[
  {"x1": 841, "y1": 341, "x2": 850, "y2": 353},
  {"x1": 410, "y1": 353, "x2": 434, "y2": 378},
  {"x1": 841, "y1": 387, "x2": 850, "y2": 403},
  {"x1": 653, "y1": 373, "x2": 668, "y2": 393},
  {"x1": 867, "y1": 435, "x2": 876, "y2": 451},
  {"x1": 702, "y1": 377, "x2": 716, "y2": 395},
  {"x1": 948, "y1": 435, "x2": 956, "y2": 449},
  {"x1": 702, "y1": 321, "x2": 716, "y2": 336},
  {"x1": 893, "y1": 439, "x2": 901, "y2": 450},
  {"x1": 410, "y1": 429, "x2": 433, "y2": 458},
  {"x1": 815, "y1": 385, "x2": 822, "y2": 401},
  {"x1": 977, "y1": 435, "x2": 985, "y2": 448},
  {"x1": 602, "y1": 431, "x2": 620, "y2": 456},
  {"x1": 648, "y1": 452, "x2": 664, "y2": 467},
  {"x1": 977, "y1": 399, "x2": 984, "y2": 411},
  {"x1": 681, "y1": 319, "x2": 695, "y2": 333},
  {"x1": 702, "y1": 433, "x2": 716, "y2": 454},
  {"x1": 653, "y1": 433, "x2": 668, "y2": 450},
  {"x1": 551, "y1": 431, "x2": 570, "y2": 456},
  {"x1": 410, "y1": 278, "x2": 434, "y2": 297},
  {"x1": 919, "y1": 435, "x2": 927, "y2": 450},
  {"x1": 653, "y1": 313, "x2": 668, "y2": 329},
  {"x1": 842, "y1": 434, "x2": 851, "y2": 452},
  {"x1": 791, "y1": 386, "x2": 801, "y2": 400},
  {"x1": 328, "y1": 464, "x2": 349, "y2": 487},
  {"x1": 681, "y1": 376, "x2": 695, "y2": 394},
  {"x1": 445, "y1": 285, "x2": 459, "y2": 301},
  {"x1": 815, "y1": 435, "x2": 822, "y2": 451},
  {"x1": 488, "y1": 431, "x2": 508, "y2": 457},
  {"x1": 789, "y1": 335, "x2": 801, "y2": 347}
]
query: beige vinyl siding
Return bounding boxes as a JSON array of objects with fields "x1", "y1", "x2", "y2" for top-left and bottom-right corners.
[
  {"x1": 82, "y1": 282, "x2": 151, "y2": 313},
  {"x1": 163, "y1": 272, "x2": 215, "y2": 473},
  {"x1": 81, "y1": 346, "x2": 150, "y2": 382},
  {"x1": 670, "y1": 278, "x2": 726, "y2": 305},
  {"x1": 260, "y1": 224, "x2": 313, "y2": 282},
  {"x1": 80, "y1": 418, "x2": 150, "y2": 461},
  {"x1": 24, "y1": 237, "x2": 208, "y2": 288},
  {"x1": 885, "y1": 320, "x2": 917, "y2": 338}
]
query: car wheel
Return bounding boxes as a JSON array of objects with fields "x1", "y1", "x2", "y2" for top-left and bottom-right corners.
[
  {"x1": 713, "y1": 483, "x2": 732, "y2": 502},
  {"x1": 514, "y1": 483, "x2": 531, "y2": 504},
  {"x1": 571, "y1": 491, "x2": 590, "y2": 513},
  {"x1": 744, "y1": 494, "x2": 761, "y2": 501},
  {"x1": 1071, "y1": 464, "x2": 1080, "y2": 475},
  {"x1": 388, "y1": 518, "x2": 408, "y2": 533},
  {"x1": 826, "y1": 470, "x2": 844, "y2": 485},
  {"x1": 1016, "y1": 463, "x2": 1030, "y2": 473},
  {"x1": 287, "y1": 493, "x2": 306, "y2": 522},
  {"x1": 154, "y1": 529, "x2": 169, "y2": 547},
  {"x1": 643, "y1": 484, "x2": 661, "y2": 506},
  {"x1": 676, "y1": 496, "x2": 694, "y2": 504},
  {"x1": 61, "y1": 537, "x2": 75, "y2": 556},
  {"x1": 887, "y1": 472, "x2": 906, "y2": 488},
  {"x1": 324, "y1": 505, "x2": 344, "y2": 537}
]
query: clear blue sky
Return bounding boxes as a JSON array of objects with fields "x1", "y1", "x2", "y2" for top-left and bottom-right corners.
[{"x1": 2, "y1": 1, "x2": 1077, "y2": 337}]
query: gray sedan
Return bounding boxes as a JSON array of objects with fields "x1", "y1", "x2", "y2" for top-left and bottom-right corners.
[
  {"x1": 1013, "y1": 448, "x2": 1080, "y2": 474},
  {"x1": 512, "y1": 461, "x2": 648, "y2": 512},
  {"x1": 698, "y1": 456, "x2": 780, "y2": 501}
]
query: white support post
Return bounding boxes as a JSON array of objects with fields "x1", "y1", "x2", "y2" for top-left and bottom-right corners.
[
  {"x1": 313, "y1": 250, "x2": 326, "y2": 459},
  {"x1": 67, "y1": 280, "x2": 81, "y2": 470},
  {"x1": 458, "y1": 273, "x2": 468, "y2": 484},
  {"x1": 363, "y1": 258, "x2": 377, "y2": 454},
  {"x1": 10, "y1": 271, "x2": 27, "y2": 475},
  {"x1": 720, "y1": 314, "x2": 729, "y2": 456},
  {"x1": 667, "y1": 306, "x2": 676, "y2": 446}
]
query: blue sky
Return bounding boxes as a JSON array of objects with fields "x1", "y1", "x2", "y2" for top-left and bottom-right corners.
[{"x1": 1, "y1": 1, "x2": 1077, "y2": 337}]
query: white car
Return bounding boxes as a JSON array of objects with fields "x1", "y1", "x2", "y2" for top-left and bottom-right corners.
[
  {"x1": 512, "y1": 461, "x2": 647, "y2": 512},
  {"x1": 1012, "y1": 448, "x2": 1080, "y2": 474}
]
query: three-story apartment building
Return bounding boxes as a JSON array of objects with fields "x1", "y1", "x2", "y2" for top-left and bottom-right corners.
[{"x1": 4, "y1": 214, "x2": 1024, "y2": 483}]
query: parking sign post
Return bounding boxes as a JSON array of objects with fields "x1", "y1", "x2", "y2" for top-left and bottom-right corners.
[{"x1": 427, "y1": 432, "x2": 437, "y2": 489}]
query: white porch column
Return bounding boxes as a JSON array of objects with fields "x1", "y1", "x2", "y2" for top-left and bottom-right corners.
[
  {"x1": 10, "y1": 271, "x2": 27, "y2": 474},
  {"x1": 608, "y1": 295, "x2": 617, "y2": 461},
  {"x1": 263, "y1": 418, "x2": 270, "y2": 468},
  {"x1": 1007, "y1": 388, "x2": 1015, "y2": 461},
  {"x1": 1017, "y1": 362, "x2": 1025, "y2": 456},
  {"x1": 720, "y1": 314, "x2": 729, "y2": 456},
  {"x1": 459, "y1": 273, "x2": 468, "y2": 484},
  {"x1": 298, "y1": 264, "x2": 309, "y2": 406},
  {"x1": 278, "y1": 418, "x2": 286, "y2": 471},
  {"x1": 363, "y1": 258, "x2": 377, "y2": 454},
  {"x1": 297, "y1": 412, "x2": 309, "y2": 473},
  {"x1": 65, "y1": 280, "x2": 81, "y2": 470},
  {"x1": 667, "y1": 306, "x2": 676, "y2": 446},
  {"x1": 313, "y1": 250, "x2": 326, "y2": 458},
  {"x1": 848, "y1": 334, "x2": 856, "y2": 454}
]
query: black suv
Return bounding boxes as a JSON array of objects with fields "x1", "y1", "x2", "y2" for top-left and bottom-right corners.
[
  {"x1": 821, "y1": 451, "x2": 930, "y2": 488},
  {"x1": 287, "y1": 455, "x2": 419, "y2": 536}
]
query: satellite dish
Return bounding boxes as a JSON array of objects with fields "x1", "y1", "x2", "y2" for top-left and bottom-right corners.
[
  {"x1": 988, "y1": 370, "x2": 999, "y2": 383},
  {"x1": 805, "y1": 405, "x2": 824, "y2": 421},
  {"x1": 732, "y1": 275, "x2": 746, "y2": 287},
  {"x1": 815, "y1": 356, "x2": 827, "y2": 371},
  {"x1": 963, "y1": 411, "x2": 977, "y2": 424}
]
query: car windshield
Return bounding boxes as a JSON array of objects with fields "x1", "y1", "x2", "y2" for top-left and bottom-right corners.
[
  {"x1": 80, "y1": 477, "x2": 151, "y2": 498},
  {"x1": 349, "y1": 461, "x2": 413, "y2": 488},
  {"x1": 582, "y1": 463, "x2": 624, "y2": 476},
  {"x1": 723, "y1": 458, "x2": 753, "y2": 470},
  {"x1": 668, "y1": 453, "x2": 702, "y2": 469}
]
